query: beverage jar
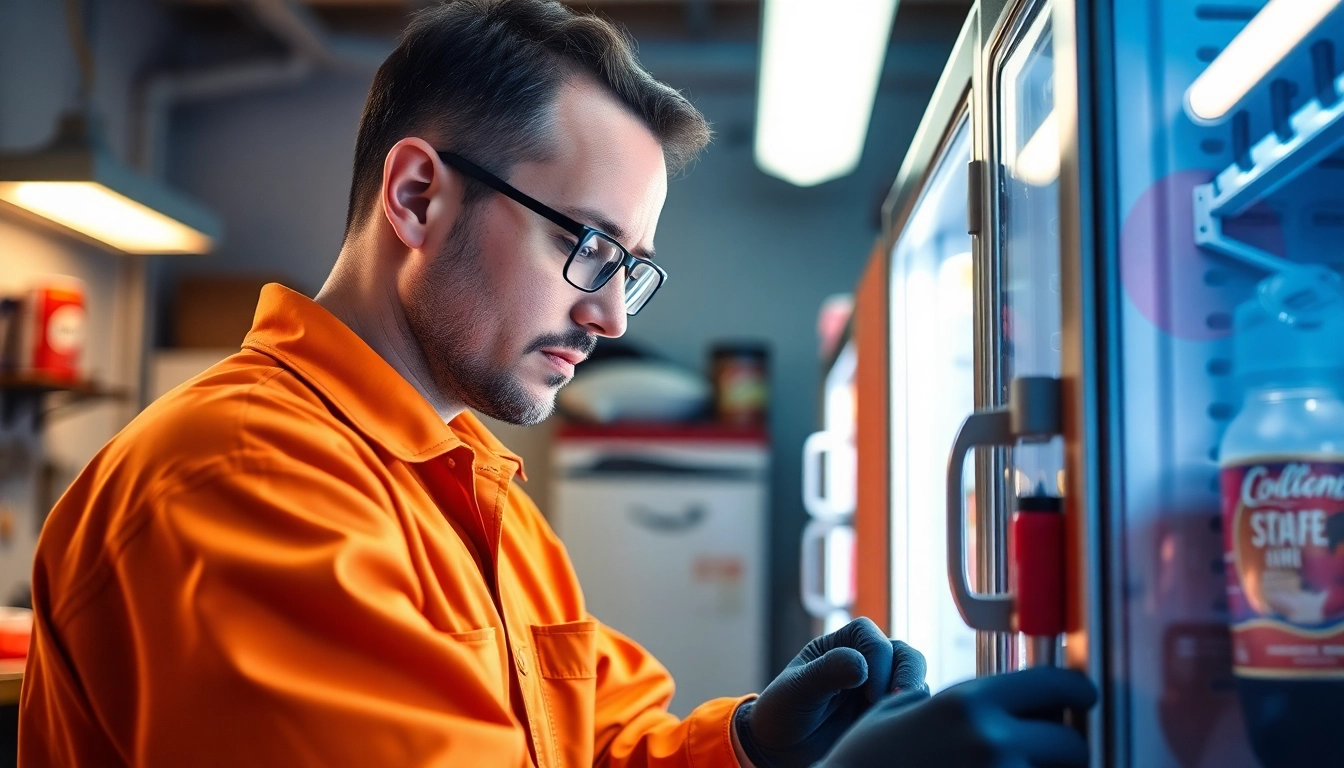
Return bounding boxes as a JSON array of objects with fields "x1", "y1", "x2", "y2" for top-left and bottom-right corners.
[{"x1": 1219, "y1": 268, "x2": 1344, "y2": 768}]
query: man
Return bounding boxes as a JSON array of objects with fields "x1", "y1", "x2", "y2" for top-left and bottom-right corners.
[{"x1": 19, "y1": 1, "x2": 1095, "y2": 766}]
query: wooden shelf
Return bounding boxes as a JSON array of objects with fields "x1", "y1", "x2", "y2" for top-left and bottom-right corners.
[
  {"x1": 0, "y1": 373, "x2": 103, "y2": 394},
  {"x1": 0, "y1": 374, "x2": 127, "y2": 428}
]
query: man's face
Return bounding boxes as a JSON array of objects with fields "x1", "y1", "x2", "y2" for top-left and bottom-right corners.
[{"x1": 401, "y1": 77, "x2": 668, "y2": 426}]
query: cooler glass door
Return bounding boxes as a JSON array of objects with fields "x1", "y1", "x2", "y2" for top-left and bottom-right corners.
[
  {"x1": 983, "y1": 0, "x2": 1065, "y2": 673},
  {"x1": 889, "y1": 117, "x2": 978, "y2": 693},
  {"x1": 1106, "y1": 1, "x2": 1344, "y2": 765}
]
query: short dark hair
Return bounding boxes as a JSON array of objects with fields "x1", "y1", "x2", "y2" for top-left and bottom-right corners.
[{"x1": 343, "y1": 0, "x2": 711, "y2": 238}]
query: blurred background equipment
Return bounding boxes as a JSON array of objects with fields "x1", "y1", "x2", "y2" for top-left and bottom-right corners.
[
  {"x1": 709, "y1": 342, "x2": 769, "y2": 426},
  {"x1": 800, "y1": 303, "x2": 857, "y2": 634},
  {"x1": 556, "y1": 356, "x2": 712, "y2": 424},
  {"x1": 554, "y1": 335, "x2": 769, "y2": 716},
  {"x1": 552, "y1": 421, "x2": 768, "y2": 717}
]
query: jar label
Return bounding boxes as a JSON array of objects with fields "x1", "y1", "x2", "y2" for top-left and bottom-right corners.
[{"x1": 1221, "y1": 460, "x2": 1344, "y2": 677}]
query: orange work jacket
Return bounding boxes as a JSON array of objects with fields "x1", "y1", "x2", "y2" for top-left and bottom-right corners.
[{"x1": 20, "y1": 284, "x2": 747, "y2": 767}]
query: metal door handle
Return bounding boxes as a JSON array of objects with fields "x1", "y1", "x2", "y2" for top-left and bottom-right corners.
[
  {"x1": 800, "y1": 518, "x2": 834, "y2": 617},
  {"x1": 946, "y1": 376, "x2": 1062, "y2": 632},
  {"x1": 802, "y1": 430, "x2": 856, "y2": 519}
]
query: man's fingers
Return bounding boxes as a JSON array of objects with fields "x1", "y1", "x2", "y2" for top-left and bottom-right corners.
[
  {"x1": 889, "y1": 640, "x2": 928, "y2": 695},
  {"x1": 977, "y1": 667, "x2": 1098, "y2": 716},
  {"x1": 783, "y1": 647, "x2": 869, "y2": 704},
  {"x1": 823, "y1": 617, "x2": 893, "y2": 703}
]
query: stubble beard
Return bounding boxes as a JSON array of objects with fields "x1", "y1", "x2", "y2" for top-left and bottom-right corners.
[{"x1": 402, "y1": 207, "x2": 558, "y2": 427}]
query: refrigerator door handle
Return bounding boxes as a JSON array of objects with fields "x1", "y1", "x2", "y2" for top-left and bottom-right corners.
[
  {"x1": 800, "y1": 518, "x2": 835, "y2": 618},
  {"x1": 802, "y1": 431, "x2": 856, "y2": 519},
  {"x1": 946, "y1": 376, "x2": 1062, "y2": 633},
  {"x1": 946, "y1": 409, "x2": 1016, "y2": 632}
]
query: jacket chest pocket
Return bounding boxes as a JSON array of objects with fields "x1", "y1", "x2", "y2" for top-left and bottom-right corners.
[{"x1": 529, "y1": 620, "x2": 597, "y2": 768}]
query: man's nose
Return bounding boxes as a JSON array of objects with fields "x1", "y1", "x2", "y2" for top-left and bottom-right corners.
[{"x1": 572, "y1": 270, "x2": 628, "y2": 338}]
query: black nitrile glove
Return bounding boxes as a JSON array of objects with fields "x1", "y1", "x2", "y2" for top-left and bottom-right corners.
[
  {"x1": 734, "y1": 617, "x2": 927, "y2": 768},
  {"x1": 819, "y1": 666, "x2": 1098, "y2": 768}
]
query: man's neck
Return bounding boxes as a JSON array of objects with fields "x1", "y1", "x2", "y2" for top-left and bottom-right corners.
[{"x1": 315, "y1": 247, "x2": 467, "y2": 424}]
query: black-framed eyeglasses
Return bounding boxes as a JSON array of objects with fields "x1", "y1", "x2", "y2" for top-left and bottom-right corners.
[{"x1": 437, "y1": 151, "x2": 667, "y2": 316}]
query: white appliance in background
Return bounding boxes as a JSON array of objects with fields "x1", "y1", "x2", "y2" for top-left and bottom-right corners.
[
  {"x1": 148, "y1": 349, "x2": 233, "y2": 402},
  {"x1": 801, "y1": 337, "x2": 858, "y2": 634},
  {"x1": 552, "y1": 425, "x2": 768, "y2": 717}
]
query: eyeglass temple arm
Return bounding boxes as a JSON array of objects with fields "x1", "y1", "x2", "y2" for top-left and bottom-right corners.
[{"x1": 437, "y1": 152, "x2": 587, "y2": 237}]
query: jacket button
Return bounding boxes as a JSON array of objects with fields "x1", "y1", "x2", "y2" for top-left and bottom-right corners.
[{"x1": 516, "y1": 645, "x2": 529, "y2": 675}]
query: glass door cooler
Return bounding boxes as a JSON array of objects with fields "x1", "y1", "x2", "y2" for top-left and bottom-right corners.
[{"x1": 872, "y1": 0, "x2": 1344, "y2": 765}]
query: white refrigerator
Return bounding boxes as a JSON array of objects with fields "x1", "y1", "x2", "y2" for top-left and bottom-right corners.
[{"x1": 552, "y1": 424, "x2": 768, "y2": 717}]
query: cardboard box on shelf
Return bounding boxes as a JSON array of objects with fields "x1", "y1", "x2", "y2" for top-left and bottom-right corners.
[{"x1": 172, "y1": 275, "x2": 289, "y2": 350}]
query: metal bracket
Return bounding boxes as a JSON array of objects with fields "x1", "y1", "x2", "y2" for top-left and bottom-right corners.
[
  {"x1": 1194, "y1": 52, "x2": 1344, "y2": 275},
  {"x1": 1202, "y1": 65, "x2": 1344, "y2": 218},
  {"x1": 1192, "y1": 184, "x2": 1298, "y2": 274}
]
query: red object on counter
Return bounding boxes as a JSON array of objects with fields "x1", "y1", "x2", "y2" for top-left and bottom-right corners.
[
  {"x1": 18, "y1": 278, "x2": 87, "y2": 382},
  {"x1": 1011, "y1": 495, "x2": 1065, "y2": 636},
  {"x1": 0, "y1": 608, "x2": 32, "y2": 659}
]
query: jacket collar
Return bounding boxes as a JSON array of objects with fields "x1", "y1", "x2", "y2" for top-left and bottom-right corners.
[{"x1": 242, "y1": 283, "x2": 525, "y2": 478}]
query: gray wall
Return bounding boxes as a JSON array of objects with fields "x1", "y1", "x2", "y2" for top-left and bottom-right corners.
[{"x1": 156, "y1": 24, "x2": 960, "y2": 673}]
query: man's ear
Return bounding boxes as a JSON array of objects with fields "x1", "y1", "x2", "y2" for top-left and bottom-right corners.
[{"x1": 380, "y1": 137, "x2": 462, "y2": 250}]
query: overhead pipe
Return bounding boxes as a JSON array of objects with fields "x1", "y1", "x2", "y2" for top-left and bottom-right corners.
[{"x1": 134, "y1": 0, "x2": 392, "y2": 175}]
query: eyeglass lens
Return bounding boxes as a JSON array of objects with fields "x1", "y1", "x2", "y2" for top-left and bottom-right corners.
[{"x1": 565, "y1": 231, "x2": 662, "y2": 314}]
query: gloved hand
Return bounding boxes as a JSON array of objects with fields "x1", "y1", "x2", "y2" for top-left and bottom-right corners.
[
  {"x1": 734, "y1": 617, "x2": 927, "y2": 768},
  {"x1": 818, "y1": 666, "x2": 1098, "y2": 768}
]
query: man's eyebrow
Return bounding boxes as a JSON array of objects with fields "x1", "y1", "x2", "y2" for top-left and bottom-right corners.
[{"x1": 562, "y1": 205, "x2": 656, "y2": 260}]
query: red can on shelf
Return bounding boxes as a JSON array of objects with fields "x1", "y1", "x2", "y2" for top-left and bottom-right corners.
[{"x1": 18, "y1": 277, "x2": 87, "y2": 383}]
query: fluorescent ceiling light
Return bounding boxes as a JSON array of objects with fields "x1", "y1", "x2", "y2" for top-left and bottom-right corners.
[
  {"x1": 1186, "y1": 0, "x2": 1343, "y2": 122},
  {"x1": 0, "y1": 183, "x2": 213, "y2": 255},
  {"x1": 755, "y1": 0, "x2": 901, "y2": 187},
  {"x1": 1013, "y1": 110, "x2": 1059, "y2": 187},
  {"x1": 0, "y1": 115, "x2": 219, "y2": 255}
]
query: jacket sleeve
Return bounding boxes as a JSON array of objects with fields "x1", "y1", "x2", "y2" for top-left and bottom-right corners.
[
  {"x1": 591, "y1": 618, "x2": 752, "y2": 768},
  {"x1": 49, "y1": 446, "x2": 533, "y2": 768}
]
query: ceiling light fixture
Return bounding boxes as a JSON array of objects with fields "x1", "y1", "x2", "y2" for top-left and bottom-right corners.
[
  {"x1": 0, "y1": 115, "x2": 219, "y2": 255},
  {"x1": 755, "y1": 0, "x2": 901, "y2": 187},
  {"x1": 0, "y1": 114, "x2": 217, "y2": 255}
]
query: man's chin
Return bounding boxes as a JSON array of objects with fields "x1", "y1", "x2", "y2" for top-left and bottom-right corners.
[{"x1": 475, "y1": 380, "x2": 558, "y2": 427}]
